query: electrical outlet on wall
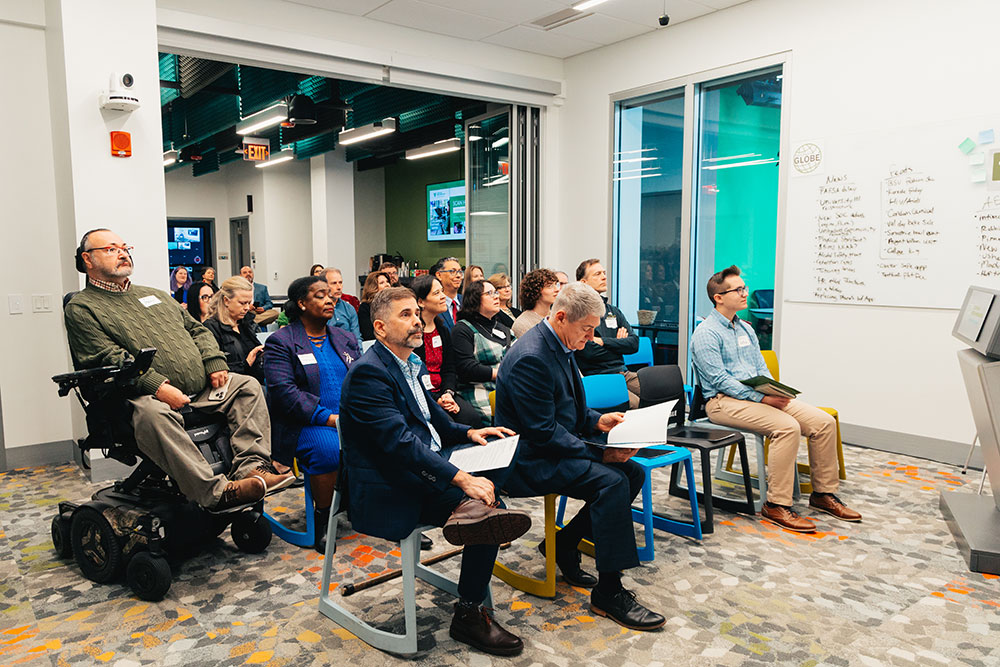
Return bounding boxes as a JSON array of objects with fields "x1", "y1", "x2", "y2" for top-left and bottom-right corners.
[
  {"x1": 8, "y1": 294, "x2": 24, "y2": 314},
  {"x1": 273, "y1": 272, "x2": 278, "y2": 281},
  {"x1": 32, "y1": 294, "x2": 53, "y2": 313}
]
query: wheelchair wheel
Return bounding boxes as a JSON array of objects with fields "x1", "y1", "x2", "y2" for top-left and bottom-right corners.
[
  {"x1": 126, "y1": 551, "x2": 172, "y2": 601},
  {"x1": 51, "y1": 515, "x2": 72, "y2": 559},
  {"x1": 230, "y1": 511, "x2": 271, "y2": 554},
  {"x1": 70, "y1": 507, "x2": 123, "y2": 583}
]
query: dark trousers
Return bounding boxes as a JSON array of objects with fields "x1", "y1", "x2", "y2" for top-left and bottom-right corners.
[
  {"x1": 417, "y1": 465, "x2": 509, "y2": 605},
  {"x1": 551, "y1": 459, "x2": 644, "y2": 573}
]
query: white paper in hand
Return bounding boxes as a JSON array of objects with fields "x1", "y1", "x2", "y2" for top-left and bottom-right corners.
[
  {"x1": 604, "y1": 400, "x2": 677, "y2": 448},
  {"x1": 448, "y1": 434, "x2": 519, "y2": 473}
]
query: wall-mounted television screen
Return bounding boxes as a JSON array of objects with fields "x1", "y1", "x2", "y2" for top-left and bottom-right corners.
[
  {"x1": 427, "y1": 179, "x2": 466, "y2": 241},
  {"x1": 167, "y1": 222, "x2": 210, "y2": 268}
]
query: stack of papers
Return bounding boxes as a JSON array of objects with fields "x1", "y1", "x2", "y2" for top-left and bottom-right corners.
[
  {"x1": 448, "y1": 435, "x2": 519, "y2": 472},
  {"x1": 588, "y1": 400, "x2": 677, "y2": 448}
]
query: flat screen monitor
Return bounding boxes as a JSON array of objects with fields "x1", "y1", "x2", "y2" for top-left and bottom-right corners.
[
  {"x1": 167, "y1": 225, "x2": 208, "y2": 267},
  {"x1": 427, "y1": 179, "x2": 466, "y2": 241},
  {"x1": 953, "y1": 286, "x2": 1000, "y2": 358}
]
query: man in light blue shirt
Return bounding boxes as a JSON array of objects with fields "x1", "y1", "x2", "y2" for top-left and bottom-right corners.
[
  {"x1": 690, "y1": 265, "x2": 861, "y2": 533},
  {"x1": 324, "y1": 268, "x2": 362, "y2": 347}
]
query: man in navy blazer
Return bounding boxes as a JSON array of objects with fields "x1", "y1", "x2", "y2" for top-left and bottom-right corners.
[
  {"x1": 339, "y1": 287, "x2": 530, "y2": 656},
  {"x1": 433, "y1": 256, "x2": 464, "y2": 331},
  {"x1": 496, "y1": 282, "x2": 665, "y2": 632}
]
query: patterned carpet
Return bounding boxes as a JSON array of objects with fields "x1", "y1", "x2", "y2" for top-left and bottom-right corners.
[{"x1": 0, "y1": 445, "x2": 997, "y2": 666}]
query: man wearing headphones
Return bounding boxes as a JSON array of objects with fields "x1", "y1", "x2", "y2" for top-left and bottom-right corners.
[{"x1": 64, "y1": 228, "x2": 293, "y2": 511}]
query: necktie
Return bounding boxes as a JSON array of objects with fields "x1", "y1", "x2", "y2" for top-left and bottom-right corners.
[{"x1": 451, "y1": 301, "x2": 458, "y2": 323}]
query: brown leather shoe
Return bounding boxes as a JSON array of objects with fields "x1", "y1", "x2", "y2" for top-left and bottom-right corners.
[
  {"x1": 442, "y1": 499, "x2": 531, "y2": 546},
  {"x1": 245, "y1": 463, "x2": 296, "y2": 495},
  {"x1": 449, "y1": 602, "x2": 523, "y2": 656},
  {"x1": 213, "y1": 476, "x2": 266, "y2": 511},
  {"x1": 761, "y1": 503, "x2": 816, "y2": 532},
  {"x1": 809, "y1": 493, "x2": 862, "y2": 522}
]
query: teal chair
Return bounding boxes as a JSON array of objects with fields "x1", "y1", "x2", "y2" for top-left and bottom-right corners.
[
  {"x1": 622, "y1": 336, "x2": 654, "y2": 369},
  {"x1": 581, "y1": 373, "x2": 630, "y2": 411}
]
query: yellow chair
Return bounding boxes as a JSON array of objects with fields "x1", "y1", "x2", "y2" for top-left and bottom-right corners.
[
  {"x1": 493, "y1": 495, "x2": 558, "y2": 598},
  {"x1": 724, "y1": 351, "x2": 847, "y2": 493},
  {"x1": 489, "y1": 390, "x2": 496, "y2": 416}
]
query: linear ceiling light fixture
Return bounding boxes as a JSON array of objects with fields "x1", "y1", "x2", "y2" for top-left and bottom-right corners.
[
  {"x1": 236, "y1": 102, "x2": 288, "y2": 136},
  {"x1": 405, "y1": 137, "x2": 461, "y2": 160},
  {"x1": 491, "y1": 136, "x2": 509, "y2": 149},
  {"x1": 338, "y1": 117, "x2": 397, "y2": 146},
  {"x1": 702, "y1": 157, "x2": 778, "y2": 171},
  {"x1": 703, "y1": 153, "x2": 762, "y2": 163},
  {"x1": 255, "y1": 148, "x2": 295, "y2": 169},
  {"x1": 163, "y1": 149, "x2": 179, "y2": 167},
  {"x1": 573, "y1": 0, "x2": 612, "y2": 11}
]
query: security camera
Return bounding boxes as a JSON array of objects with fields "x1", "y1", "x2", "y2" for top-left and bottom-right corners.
[
  {"x1": 100, "y1": 72, "x2": 140, "y2": 112},
  {"x1": 658, "y1": 14, "x2": 670, "y2": 26}
]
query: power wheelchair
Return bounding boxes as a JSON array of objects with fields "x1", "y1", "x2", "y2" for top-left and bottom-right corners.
[{"x1": 50, "y1": 346, "x2": 272, "y2": 601}]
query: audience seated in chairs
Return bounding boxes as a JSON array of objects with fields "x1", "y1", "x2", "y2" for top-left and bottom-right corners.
[
  {"x1": 452, "y1": 280, "x2": 514, "y2": 427},
  {"x1": 690, "y1": 264, "x2": 861, "y2": 533},
  {"x1": 203, "y1": 277, "x2": 265, "y2": 385},
  {"x1": 488, "y1": 273, "x2": 521, "y2": 330},
  {"x1": 199, "y1": 266, "x2": 217, "y2": 290},
  {"x1": 432, "y1": 257, "x2": 464, "y2": 332},
  {"x1": 411, "y1": 274, "x2": 482, "y2": 428},
  {"x1": 511, "y1": 268, "x2": 561, "y2": 338},
  {"x1": 239, "y1": 265, "x2": 279, "y2": 327},
  {"x1": 462, "y1": 264, "x2": 484, "y2": 294},
  {"x1": 276, "y1": 268, "x2": 362, "y2": 347},
  {"x1": 185, "y1": 280, "x2": 216, "y2": 323},
  {"x1": 169, "y1": 265, "x2": 191, "y2": 304},
  {"x1": 378, "y1": 261, "x2": 400, "y2": 286},
  {"x1": 338, "y1": 286, "x2": 530, "y2": 656},
  {"x1": 496, "y1": 281, "x2": 665, "y2": 632},
  {"x1": 64, "y1": 228, "x2": 293, "y2": 511},
  {"x1": 262, "y1": 276, "x2": 360, "y2": 553},
  {"x1": 574, "y1": 258, "x2": 641, "y2": 408},
  {"x1": 357, "y1": 271, "x2": 391, "y2": 341}
]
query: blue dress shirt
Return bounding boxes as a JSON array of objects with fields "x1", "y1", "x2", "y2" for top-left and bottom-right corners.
[{"x1": 690, "y1": 309, "x2": 772, "y2": 402}]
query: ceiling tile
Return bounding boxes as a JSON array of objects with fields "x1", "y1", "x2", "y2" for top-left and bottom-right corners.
[
  {"x1": 694, "y1": 0, "x2": 751, "y2": 9},
  {"x1": 550, "y1": 12, "x2": 652, "y2": 46},
  {"x1": 366, "y1": 0, "x2": 511, "y2": 40},
  {"x1": 484, "y1": 25, "x2": 602, "y2": 59},
  {"x1": 418, "y1": 0, "x2": 565, "y2": 25},
  {"x1": 282, "y1": 0, "x2": 392, "y2": 15},
  {"x1": 595, "y1": 0, "x2": 714, "y2": 28}
]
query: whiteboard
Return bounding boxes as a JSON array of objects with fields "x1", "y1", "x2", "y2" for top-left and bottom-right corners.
[{"x1": 785, "y1": 118, "x2": 1000, "y2": 309}]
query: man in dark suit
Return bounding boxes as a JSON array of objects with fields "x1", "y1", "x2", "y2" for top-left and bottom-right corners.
[
  {"x1": 339, "y1": 287, "x2": 531, "y2": 656},
  {"x1": 496, "y1": 282, "x2": 665, "y2": 632},
  {"x1": 432, "y1": 256, "x2": 464, "y2": 331}
]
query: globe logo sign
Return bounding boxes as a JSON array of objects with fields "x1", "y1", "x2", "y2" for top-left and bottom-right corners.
[{"x1": 793, "y1": 142, "x2": 822, "y2": 174}]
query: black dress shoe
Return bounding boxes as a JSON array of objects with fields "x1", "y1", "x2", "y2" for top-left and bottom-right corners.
[
  {"x1": 449, "y1": 603, "x2": 523, "y2": 656},
  {"x1": 314, "y1": 507, "x2": 330, "y2": 554},
  {"x1": 537, "y1": 539, "x2": 597, "y2": 588},
  {"x1": 420, "y1": 534, "x2": 433, "y2": 550},
  {"x1": 590, "y1": 587, "x2": 665, "y2": 631}
]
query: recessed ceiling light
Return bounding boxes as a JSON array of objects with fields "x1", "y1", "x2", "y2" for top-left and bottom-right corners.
[{"x1": 573, "y1": 0, "x2": 612, "y2": 11}]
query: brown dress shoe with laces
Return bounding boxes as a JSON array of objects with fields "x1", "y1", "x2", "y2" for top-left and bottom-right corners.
[
  {"x1": 761, "y1": 503, "x2": 816, "y2": 532},
  {"x1": 244, "y1": 462, "x2": 296, "y2": 494},
  {"x1": 809, "y1": 493, "x2": 862, "y2": 522},
  {"x1": 442, "y1": 499, "x2": 531, "y2": 546},
  {"x1": 213, "y1": 476, "x2": 266, "y2": 512},
  {"x1": 449, "y1": 602, "x2": 523, "y2": 656}
]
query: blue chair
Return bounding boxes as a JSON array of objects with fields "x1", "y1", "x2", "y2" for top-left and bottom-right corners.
[
  {"x1": 581, "y1": 373, "x2": 630, "y2": 410},
  {"x1": 622, "y1": 336, "x2": 654, "y2": 369},
  {"x1": 264, "y1": 466, "x2": 317, "y2": 548}
]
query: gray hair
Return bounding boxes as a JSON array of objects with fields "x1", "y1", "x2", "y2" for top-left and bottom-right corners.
[
  {"x1": 552, "y1": 282, "x2": 604, "y2": 322},
  {"x1": 370, "y1": 286, "x2": 417, "y2": 331},
  {"x1": 322, "y1": 267, "x2": 342, "y2": 279},
  {"x1": 209, "y1": 275, "x2": 254, "y2": 325}
]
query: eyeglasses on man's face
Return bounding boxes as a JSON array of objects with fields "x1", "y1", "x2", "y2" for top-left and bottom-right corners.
[
  {"x1": 86, "y1": 244, "x2": 133, "y2": 256},
  {"x1": 439, "y1": 268, "x2": 463, "y2": 275},
  {"x1": 718, "y1": 285, "x2": 749, "y2": 297}
]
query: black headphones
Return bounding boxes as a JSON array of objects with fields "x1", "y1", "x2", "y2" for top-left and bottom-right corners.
[{"x1": 75, "y1": 241, "x2": 88, "y2": 273}]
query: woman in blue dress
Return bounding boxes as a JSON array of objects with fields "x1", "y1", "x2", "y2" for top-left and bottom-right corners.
[{"x1": 262, "y1": 275, "x2": 359, "y2": 553}]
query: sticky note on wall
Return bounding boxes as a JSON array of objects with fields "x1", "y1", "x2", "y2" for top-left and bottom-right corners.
[
  {"x1": 980, "y1": 129, "x2": 995, "y2": 144},
  {"x1": 960, "y1": 137, "x2": 977, "y2": 154}
]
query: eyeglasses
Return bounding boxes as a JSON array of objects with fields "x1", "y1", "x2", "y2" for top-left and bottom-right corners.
[
  {"x1": 718, "y1": 285, "x2": 749, "y2": 297},
  {"x1": 86, "y1": 244, "x2": 133, "y2": 256},
  {"x1": 439, "y1": 268, "x2": 463, "y2": 275},
  {"x1": 199, "y1": 294, "x2": 212, "y2": 301}
]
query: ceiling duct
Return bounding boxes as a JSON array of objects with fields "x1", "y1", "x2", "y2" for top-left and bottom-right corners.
[
  {"x1": 530, "y1": 8, "x2": 592, "y2": 30},
  {"x1": 177, "y1": 56, "x2": 234, "y2": 99}
]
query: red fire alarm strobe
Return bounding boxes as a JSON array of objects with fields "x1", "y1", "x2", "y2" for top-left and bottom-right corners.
[{"x1": 110, "y1": 131, "x2": 132, "y2": 157}]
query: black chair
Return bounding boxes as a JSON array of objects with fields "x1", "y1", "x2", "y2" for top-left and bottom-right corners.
[
  {"x1": 49, "y1": 293, "x2": 272, "y2": 601},
  {"x1": 637, "y1": 365, "x2": 756, "y2": 533}
]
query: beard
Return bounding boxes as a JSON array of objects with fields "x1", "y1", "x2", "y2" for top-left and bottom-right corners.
[{"x1": 105, "y1": 259, "x2": 134, "y2": 279}]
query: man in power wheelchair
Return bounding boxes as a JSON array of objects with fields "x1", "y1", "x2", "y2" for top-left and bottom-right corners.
[{"x1": 50, "y1": 228, "x2": 293, "y2": 600}]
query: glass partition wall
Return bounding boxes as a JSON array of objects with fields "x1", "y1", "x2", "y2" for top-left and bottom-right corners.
[{"x1": 611, "y1": 59, "x2": 785, "y2": 369}]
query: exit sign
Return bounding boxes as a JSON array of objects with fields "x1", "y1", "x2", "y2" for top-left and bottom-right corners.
[{"x1": 242, "y1": 136, "x2": 270, "y2": 162}]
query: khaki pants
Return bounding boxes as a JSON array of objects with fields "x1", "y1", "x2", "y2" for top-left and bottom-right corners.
[
  {"x1": 129, "y1": 373, "x2": 272, "y2": 508},
  {"x1": 706, "y1": 395, "x2": 838, "y2": 506},
  {"x1": 623, "y1": 370, "x2": 640, "y2": 409}
]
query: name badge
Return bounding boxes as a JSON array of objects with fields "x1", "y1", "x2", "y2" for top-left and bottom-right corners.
[
  {"x1": 138, "y1": 295, "x2": 161, "y2": 308},
  {"x1": 431, "y1": 335, "x2": 442, "y2": 348},
  {"x1": 297, "y1": 353, "x2": 317, "y2": 365},
  {"x1": 737, "y1": 335, "x2": 751, "y2": 348},
  {"x1": 493, "y1": 328, "x2": 506, "y2": 339},
  {"x1": 421, "y1": 374, "x2": 435, "y2": 391},
  {"x1": 605, "y1": 316, "x2": 618, "y2": 330}
]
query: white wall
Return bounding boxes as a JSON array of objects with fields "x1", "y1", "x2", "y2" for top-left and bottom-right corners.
[
  {"x1": 556, "y1": 0, "x2": 1000, "y2": 444},
  {"x1": 0, "y1": 8, "x2": 73, "y2": 452},
  {"x1": 261, "y1": 159, "x2": 312, "y2": 294},
  {"x1": 353, "y1": 165, "x2": 386, "y2": 289},
  {"x1": 164, "y1": 167, "x2": 231, "y2": 279},
  {"x1": 311, "y1": 150, "x2": 358, "y2": 284}
]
